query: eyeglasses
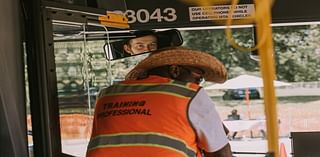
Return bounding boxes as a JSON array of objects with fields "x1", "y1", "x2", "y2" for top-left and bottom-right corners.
[{"x1": 179, "y1": 66, "x2": 204, "y2": 84}]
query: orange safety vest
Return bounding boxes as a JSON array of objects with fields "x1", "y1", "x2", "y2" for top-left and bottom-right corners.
[{"x1": 87, "y1": 75, "x2": 202, "y2": 157}]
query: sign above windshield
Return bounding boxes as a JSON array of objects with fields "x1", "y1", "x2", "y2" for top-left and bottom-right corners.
[{"x1": 96, "y1": 0, "x2": 254, "y2": 30}]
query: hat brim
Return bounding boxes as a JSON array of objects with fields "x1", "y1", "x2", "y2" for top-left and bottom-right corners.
[{"x1": 125, "y1": 47, "x2": 227, "y2": 83}]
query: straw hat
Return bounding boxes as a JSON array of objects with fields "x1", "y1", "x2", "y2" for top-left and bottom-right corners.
[{"x1": 125, "y1": 47, "x2": 227, "y2": 83}]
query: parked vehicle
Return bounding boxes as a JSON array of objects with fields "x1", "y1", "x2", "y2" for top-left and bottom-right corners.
[{"x1": 222, "y1": 88, "x2": 261, "y2": 100}]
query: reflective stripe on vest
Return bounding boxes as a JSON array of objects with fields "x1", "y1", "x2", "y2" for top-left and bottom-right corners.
[
  {"x1": 98, "y1": 81, "x2": 197, "y2": 99},
  {"x1": 87, "y1": 132, "x2": 196, "y2": 157}
]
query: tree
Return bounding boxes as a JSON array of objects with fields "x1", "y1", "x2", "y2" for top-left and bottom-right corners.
[
  {"x1": 273, "y1": 25, "x2": 320, "y2": 82},
  {"x1": 181, "y1": 25, "x2": 320, "y2": 82},
  {"x1": 181, "y1": 28, "x2": 259, "y2": 78}
]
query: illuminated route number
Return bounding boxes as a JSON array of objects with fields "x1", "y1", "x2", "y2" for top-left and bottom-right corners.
[{"x1": 125, "y1": 8, "x2": 177, "y2": 23}]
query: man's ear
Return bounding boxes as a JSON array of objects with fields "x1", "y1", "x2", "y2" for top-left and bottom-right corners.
[
  {"x1": 168, "y1": 65, "x2": 180, "y2": 78},
  {"x1": 123, "y1": 44, "x2": 133, "y2": 54}
]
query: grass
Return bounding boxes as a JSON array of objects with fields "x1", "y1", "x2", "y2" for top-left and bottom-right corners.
[
  {"x1": 277, "y1": 96, "x2": 320, "y2": 104},
  {"x1": 211, "y1": 96, "x2": 320, "y2": 106}
]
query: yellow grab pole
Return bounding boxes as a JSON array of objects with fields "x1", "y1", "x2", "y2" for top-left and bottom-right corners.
[{"x1": 255, "y1": 0, "x2": 279, "y2": 157}]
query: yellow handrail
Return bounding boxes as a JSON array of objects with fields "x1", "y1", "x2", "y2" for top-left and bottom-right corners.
[{"x1": 255, "y1": 0, "x2": 279, "y2": 156}]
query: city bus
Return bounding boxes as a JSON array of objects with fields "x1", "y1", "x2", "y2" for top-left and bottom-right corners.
[{"x1": 1, "y1": 0, "x2": 320, "y2": 157}]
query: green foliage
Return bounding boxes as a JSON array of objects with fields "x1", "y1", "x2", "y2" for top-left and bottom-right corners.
[
  {"x1": 181, "y1": 25, "x2": 320, "y2": 82},
  {"x1": 181, "y1": 28, "x2": 259, "y2": 78},
  {"x1": 273, "y1": 25, "x2": 320, "y2": 82},
  {"x1": 54, "y1": 25, "x2": 320, "y2": 93}
]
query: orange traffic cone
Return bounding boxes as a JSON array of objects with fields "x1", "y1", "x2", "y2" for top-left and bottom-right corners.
[{"x1": 280, "y1": 143, "x2": 288, "y2": 157}]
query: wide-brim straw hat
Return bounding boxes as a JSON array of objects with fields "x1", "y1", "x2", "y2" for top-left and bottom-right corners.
[{"x1": 125, "y1": 47, "x2": 227, "y2": 83}]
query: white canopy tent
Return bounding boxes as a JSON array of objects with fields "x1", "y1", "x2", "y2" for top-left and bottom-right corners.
[
  {"x1": 204, "y1": 74, "x2": 291, "y2": 120},
  {"x1": 205, "y1": 74, "x2": 291, "y2": 90}
]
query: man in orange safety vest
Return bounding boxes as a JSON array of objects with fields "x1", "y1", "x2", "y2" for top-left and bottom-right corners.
[{"x1": 87, "y1": 47, "x2": 232, "y2": 157}]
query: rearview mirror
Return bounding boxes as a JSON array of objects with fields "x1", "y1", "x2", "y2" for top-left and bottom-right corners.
[{"x1": 104, "y1": 29, "x2": 183, "y2": 61}]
